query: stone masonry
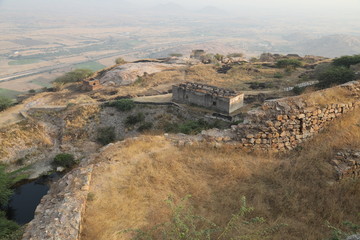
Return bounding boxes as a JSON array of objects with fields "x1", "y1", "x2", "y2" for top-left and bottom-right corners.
[
  {"x1": 172, "y1": 82, "x2": 244, "y2": 114},
  {"x1": 231, "y1": 81, "x2": 360, "y2": 152}
]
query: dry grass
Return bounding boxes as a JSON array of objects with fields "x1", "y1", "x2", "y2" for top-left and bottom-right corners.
[
  {"x1": 81, "y1": 108, "x2": 360, "y2": 240},
  {"x1": 304, "y1": 85, "x2": 355, "y2": 107},
  {"x1": 0, "y1": 121, "x2": 52, "y2": 160}
]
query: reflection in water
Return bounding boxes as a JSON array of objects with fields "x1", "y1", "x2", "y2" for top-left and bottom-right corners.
[{"x1": 7, "y1": 172, "x2": 62, "y2": 225}]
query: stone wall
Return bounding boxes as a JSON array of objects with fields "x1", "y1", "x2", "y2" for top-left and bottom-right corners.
[
  {"x1": 22, "y1": 165, "x2": 93, "y2": 240},
  {"x1": 231, "y1": 81, "x2": 360, "y2": 152}
]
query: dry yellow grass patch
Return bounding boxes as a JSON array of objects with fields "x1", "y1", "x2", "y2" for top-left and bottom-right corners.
[
  {"x1": 0, "y1": 121, "x2": 52, "y2": 160},
  {"x1": 304, "y1": 84, "x2": 356, "y2": 106},
  {"x1": 81, "y1": 109, "x2": 360, "y2": 240}
]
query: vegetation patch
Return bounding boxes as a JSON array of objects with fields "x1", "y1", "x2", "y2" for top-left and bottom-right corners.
[
  {"x1": 333, "y1": 54, "x2": 360, "y2": 68},
  {"x1": 52, "y1": 153, "x2": 77, "y2": 169},
  {"x1": 73, "y1": 61, "x2": 106, "y2": 71},
  {"x1": 97, "y1": 126, "x2": 116, "y2": 145},
  {"x1": 276, "y1": 59, "x2": 302, "y2": 69},
  {"x1": 0, "y1": 166, "x2": 20, "y2": 239},
  {"x1": 105, "y1": 99, "x2": 135, "y2": 112},
  {"x1": 164, "y1": 119, "x2": 226, "y2": 135},
  {"x1": 8, "y1": 58, "x2": 41, "y2": 65},
  {"x1": 0, "y1": 96, "x2": 13, "y2": 112},
  {"x1": 0, "y1": 88, "x2": 23, "y2": 100},
  {"x1": 54, "y1": 69, "x2": 93, "y2": 83},
  {"x1": 138, "y1": 122, "x2": 153, "y2": 132},
  {"x1": 125, "y1": 113, "x2": 145, "y2": 126},
  {"x1": 317, "y1": 66, "x2": 355, "y2": 88}
]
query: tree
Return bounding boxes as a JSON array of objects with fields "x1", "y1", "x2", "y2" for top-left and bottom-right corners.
[
  {"x1": 0, "y1": 96, "x2": 12, "y2": 112},
  {"x1": 333, "y1": 55, "x2": 360, "y2": 68},
  {"x1": 115, "y1": 57, "x2": 127, "y2": 65},
  {"x1": 276, "y1": 59, "x2": 302, "y2": 69},
  {"x1": 318, "y1": 66, "x2": 355, "y2": 88},
  {"x1": 54, "y1": 69, "x2": 93, "y2": 83}
]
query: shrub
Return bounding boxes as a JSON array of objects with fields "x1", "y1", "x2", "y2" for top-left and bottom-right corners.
[
  {"x1": 276, "y1": 59, "x2": 302, "y2": 69},
  {"x1": 0, "y1": 96, "x2": 12, "y2": 112},
  {"x1": 125, "y1": 113, "x2": 145, "y2": 126},
  {"x1": 115, "y1": 57, "x2": 127, "y2": 65},
  {"x1": 273, "y1": 72, "x2": 284, "y2": 79},
  {"x1": 54, "y1": 69, "x2": 93, "y2": 83},
  {"x1": 169, "y1": 53, "x2": 183, "y2": 57},
  {"x1": 0, "y1": 166, "x2": 12, "y2": 207},
  {"x1": 106, "y1": 99, "x2": 135, "y2": 112},
  {"x1": 0, "y1": 211, "x2": 20, "y2": 239},
  {"x1": 0, "y1": 167, "x2": 20, "y2": 239},
  {"x1": 97, "y1": 126, "x2": 116, "y2": 145},
  {"x1": 333, "y1": 55, "x2": 360, "y2": 68},
  {"x1": 317, "y1": 66, "x2": 355, "y2": 88},
  {"x1": 292, "y1": 86, "x2": 305, "y2": 95},
  {"x1": 52, "y1": 153, "x2": 77, "y2": 168},
  {"x1": 138, "y1": 122, "x2": 153, "y2": 132}
]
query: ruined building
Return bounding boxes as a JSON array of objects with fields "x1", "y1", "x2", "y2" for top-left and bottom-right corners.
[
  {"x1": 82, "y1": 78, "x2": 102, "y2": 91},
  {"x1": 172, "y1": 82, "x2": 244, "y2": 114}
]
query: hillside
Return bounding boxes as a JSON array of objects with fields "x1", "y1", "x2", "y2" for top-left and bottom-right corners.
[
  {"x1": 1, "y1": 53, "x2": 360, "y2": 240},
  {"x1": 81, "y1": 105, "x2": 360, "y2": 240}
]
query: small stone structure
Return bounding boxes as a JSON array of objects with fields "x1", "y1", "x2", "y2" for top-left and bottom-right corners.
[
  {"x1": 82, "y1": 79, "x2": 102, "y2": 91},
  {"x1": 172, "y1": 82, "x2": 244, "y2": 114},
  {"x1": 331, "y1": 150, "x2": 360, "y2": 180},
  {"x1": 190, "y1": 50, "x2": 206, "y2": 59}
]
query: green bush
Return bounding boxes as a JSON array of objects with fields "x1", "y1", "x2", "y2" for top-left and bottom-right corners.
[
  {"x1": 292, "y1": 86, "x2": 305, "y2": 95},
  {"x1": 115, "y1": 57, "x2": 127, "y2": 65},
  {"x1": 276, "y1": 59, "x2": 302, "y2": 69},
  {"x1": 333, "y1": 55, "x2": 360, "y2": 68},
  {"x1": 138, "y1": 122, "x2": 153, "y2": 132},
  {"x1": 52, "y1": 153, "x2": 77, "y2": 168},
  {"x1": 0, "y1": 212, "x2": 20, "y2": 239},
  {"x1": 317, "y1": 66, "x2": 355, "y2": 88},
  {"x1": 54, "y1": 69, "x2": 93, "y2": 83},
  {"x1": 125, "y1": 113, "x2": 145, "y2": 126},
  {"x1": 97, "y1": 126, "x2": 116, "y2": 145},
  {"x1": 273, "y1": 72, "x2": 284, "y2": 79},
  {"x1": 0, "y1": 166, "x2": 20, "y2": 239},
  {"x1": 106, "y1": 99, "x2": 135, "y2": 112},
  {"x1": 0, "y1": 96, "x2": 12, "y2": 112},
  {"x1": 164, "y1": 119, "x2": 225, "y2": 135}
]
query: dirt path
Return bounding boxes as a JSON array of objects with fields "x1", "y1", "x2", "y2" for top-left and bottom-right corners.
[{"x1": 132, "y1": 93, "x2": 172, "y2": 103}]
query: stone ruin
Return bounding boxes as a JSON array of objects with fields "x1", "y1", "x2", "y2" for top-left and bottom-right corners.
[
  {"x1": 331, "y1": 150, "x2": 360, "y2": 180},
  {"x1": 172, "y1": 82, "x2": 244, "y2": 114},
  {"x1": 230, "y1": 81, "x2": 360, "y2": 152},
  {"x1": 82, "y1": 78, "x2": 102, "y2": 91}
]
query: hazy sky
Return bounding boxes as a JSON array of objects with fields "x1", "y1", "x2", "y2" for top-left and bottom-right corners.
[{"x1": 1, "y1": 0, "x2": 360, "y2": 13}]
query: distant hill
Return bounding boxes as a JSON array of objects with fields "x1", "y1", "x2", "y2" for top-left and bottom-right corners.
[
  {"x1": 195, "y1": 6, "x2": 228, "y2": 15},
  {"x1": 148, "y1": 2, "x2": 186, "y2": 14},
  {"x1": 293, "y1": 34, "x2": 360, "y2": 58}
]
